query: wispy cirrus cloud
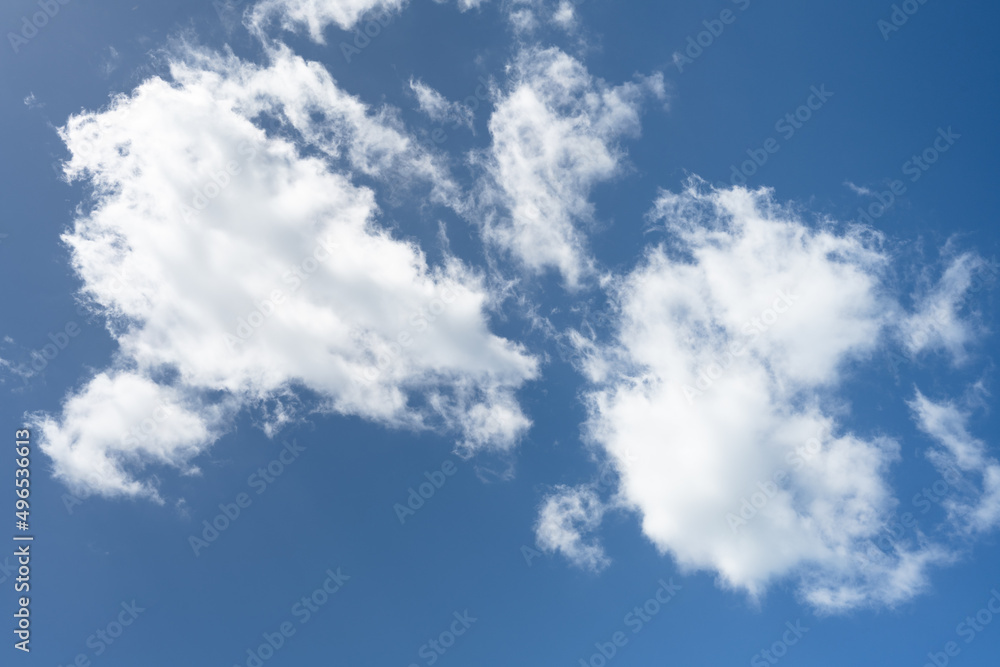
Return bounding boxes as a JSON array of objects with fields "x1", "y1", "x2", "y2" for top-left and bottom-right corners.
[
  {"x1": 901, "y1": 252, "x2": 993, "y2": 364},
  {"x1": 910, "y1": 390, "x2": 1000, "y2": 534},
  {"x1": 410, "y1": 79, "x2": 475, "y2": 130},
  {"x1": 474, "y1": 46, "x2": 665, "y2": 288}
]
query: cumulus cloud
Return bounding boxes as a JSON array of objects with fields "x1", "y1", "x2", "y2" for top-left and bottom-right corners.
[
  {"x1": 563, "y1": 179, "x2": 962, "y2": 611},
  {"x1": 535, "y1": 485, "x2": 609, "y2": 571},
  {"x1": 476, "y1": 46, "x2": 664, "y2": 287},
  {"x1": 37, "y1": 42, "x2": 538, "y2": 499},
  {"x1": 910, "y1": 390, "x2": 1000, "y2": 533},
  {"x1": 410, "y1": 79, "x2": 475, "y2": 130},
  {"x1": 30, "y1": 372, "x2": 233, "y2": 501}
]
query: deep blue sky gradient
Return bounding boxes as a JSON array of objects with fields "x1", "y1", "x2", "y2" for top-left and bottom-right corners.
[{"x1": 2, "y1": 0, "x2": 999, "y2": 665}]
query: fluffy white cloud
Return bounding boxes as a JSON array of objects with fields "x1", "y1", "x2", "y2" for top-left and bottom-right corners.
[
  {"x1": 550, "y1": 1, "x2": 578, "y2": 30},
  {"x1": 31, "y1": 372, "x2": 233, "y2": 501},
  {"x1": 910, "y1": 390, "x2": 1000, "y2": 533},
  {"x1": 477, "y1": 47, "x2": 664, "y2": 287},
  {"x1": 564, "y1": 180, "x2": 962, "y2": 611},
  {"x1": 249, "y1": 0, "x2": 489, "y2": 39},
  {"x1": 410, "y1": 79, "x2": 474, "y2": 130},
  {"x1": 504, "y1": 0, "x2": 578, "y2": 33},
  {"x1": 249, "y1": 0, "x2": 406, "y2": 39},
  {"x1": 37, "y1": 43, "x2": 538, "y2": 499},
  {"x1": 535, "y1": 485, "x2": 609, "y2": 571}
]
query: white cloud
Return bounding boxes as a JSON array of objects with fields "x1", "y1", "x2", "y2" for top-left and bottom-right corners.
[
  {"x1": 535, "y1": 485, "x2": 609, "y2": 571},
  {"x1": 37, "y1": 42, "x2": 539, "y2": 499},
  {"x1": 30, "y1": 372, "x2": 233, "y2": 501},
  {"x1": 567, "y1": 179, "x2": 957, "y2": 611},
  {"x1": 476, "y1": 46, "x2": 663, "y2": 287},
  {"x1": 901, "y1": 252, "x2": 991, "y2": 363},
  {"x1": 910, "y1": 390, "x2": 1000, "y2": 533},
  {"x1": 249, "y1": 0, "x2": 488, "y2": 39},
  {"x1": 844, "y1": 181, "x2": 872, "y2": 196},
  {"x1": 249, "y1": 0, "x2": 407, "y2": 39},
  {"x1": 551, "y1": 1, "x2": 578, "y2": 30},
  {"x1": 503, "y1": 0, "x2": 577, "y2": 34},
  {"x1": 410, "y1": 79, "x2": 474, "y2": 130},
  {"x1": 101, "y1": 45, "x2": 121, "y2": 77},
  {"x1": 506, "y1": 6, "x2": 537, "y2": 33},
  {"x1": 436, "y1": 0, "x2": 489, "y2": 10}
]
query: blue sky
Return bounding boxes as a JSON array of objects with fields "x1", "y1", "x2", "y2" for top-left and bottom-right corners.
[{"x1": 2, "y1": 0, "x2": 1000, "y2": 665}]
